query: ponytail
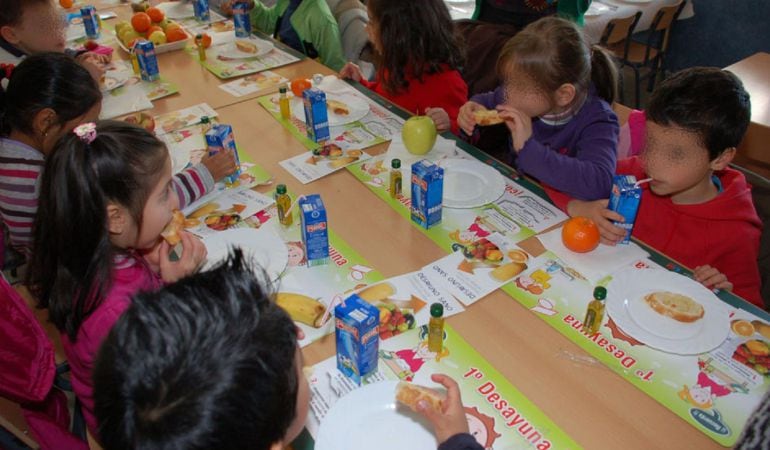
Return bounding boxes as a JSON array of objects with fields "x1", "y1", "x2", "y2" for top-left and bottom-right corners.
[
  {"x1": 0, "y1": 63, "x2": 13, "y2": 136},
  {"x1": 590, "y1": 45, "x2": 619, "y2": 104}
]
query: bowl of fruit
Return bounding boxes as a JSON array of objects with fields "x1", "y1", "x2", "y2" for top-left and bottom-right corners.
[{"x1": 115, "y1": 7, "x2": 191, "y2": 54}]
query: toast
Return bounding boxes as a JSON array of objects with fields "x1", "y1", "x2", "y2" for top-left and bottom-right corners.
[
  {"x1": 473, "y1": 108, "x2": 503, "y2": 126},
  {"x1": 235, "y1": 40, "x2": 258, "y2": 54},
  {"x1": 327, "y1": 99, "x2": 350, "y2": 116},
  {"x1": 161, "y1": 210, "x2": 185, "y2": 246},
  {"x1": 395, "y1": 381, "x2": 443, "y2": 413},
  {"x1": 643, "y1": 291, "x2": 704, "y2": 323}
]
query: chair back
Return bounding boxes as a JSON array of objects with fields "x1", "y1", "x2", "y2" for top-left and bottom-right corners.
[
  {"x1": 647, "y1": 0, "x2": 687, "y2": 55},
  {"x1": 601, "y1": 11, "x2": 642, "y2": 47}
]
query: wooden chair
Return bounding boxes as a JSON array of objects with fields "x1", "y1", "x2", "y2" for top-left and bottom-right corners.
[
  {"x1": 600, "y1": 11, "x2": 642, "y2": 106},
  {"x1": 735, "y1": 122, "x2": 770, "y2": 180},
  {"x1": 616, "y1": 0, "x2": 687, "y2": 108}
]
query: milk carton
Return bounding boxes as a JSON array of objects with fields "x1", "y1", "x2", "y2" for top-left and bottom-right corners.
[
  {"x1": 232, "y1": 2, "x2": 252, "y2": 38},
  {"x1": 302, "y1": 88, "x2": 330, "y2": 143},
  {"x1": 193, "y1": 0, "x2": 210, "y2": 21},
  {"x1": 410, "y1": 160, "x2": 444, "y2": 229},
  {"x1": 204, "y1": 124, "x2": 241, "y2": 185},
  {"x1": 299, "y1": 195, "x2": 329, "y2": 266},
  {"x1": 335, "y1": 294, "x2": 380, "y2": 385},
  {"x1": 80, "y1": 6, "x2": 100, "y2": 40},
  {"x1": 608, "y1": 175, "x2": 642, "y2": 244},
  {"x1": 134, "y1": 40, "x2": 160, "y2": 82}
]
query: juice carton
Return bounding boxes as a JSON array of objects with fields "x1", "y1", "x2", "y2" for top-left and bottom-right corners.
[
  {"x1": 193, "y1": 0, "x2": 210, "y2": 21},
  {"x1": 608, "y1": 175, "x2": 642, "y2": 244},
  {"x1": 335, "y1": 294, "x2": 380, "y2": 385},
  {"x1": 80, "y1": 6, "x2": 100, "y2": 40},
  {"x1": 204, "y1": 124, "x2": 241, "y2": 185},
  {"x1": 299, "y1": 195, "x2": 329, "y2": 266},
  {"x1": 134, "y1": 40, "x2": 160, "y2": 82},
  {"x1": 301, "y1": 88, "x2": 330, "y2": 143},
  {"x1": 410, "y1": 160, "x2": 444, "y2": 229},
  {"x1": 232, "y1": 2, "x2": 252, "y2": 38}
]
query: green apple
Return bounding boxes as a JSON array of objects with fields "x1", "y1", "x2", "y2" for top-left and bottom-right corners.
[
  {"x1": 402, "y1": 115, "x2": 437, "y2": 155},
  {"x1": 158, "y1": 18, "x2": 170, "y2": 31},
  {"x1": 119, "y1": 29, "x2": 140, "y2": 46},
  {"x1": 114, "y1": 21, "x2": 131, "y2": 35},
  {"x1": 148, "y1": 30, "x2": 167, "y2": 45}
]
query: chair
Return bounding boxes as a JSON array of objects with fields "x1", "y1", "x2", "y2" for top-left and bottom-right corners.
[
  {"x1": 600, "y1": 11, "x2": 642, "y2": 106},
  {"x1": 326, "y1": 0, "x2": 372, "y2": 75},
  {"x1": 614, "y1": 1, "x2": 687, "y2": 108},
  {"x1": 735, "y1": 122, "x2": 770, "y2": 180},
  {"x1": 0, "y1": 275, "x2": 87, "y2": 450}
]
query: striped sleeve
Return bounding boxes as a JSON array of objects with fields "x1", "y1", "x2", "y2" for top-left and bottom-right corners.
[
  {"x1": 0, "y1": 156, "x2": 44, "y2": 257},
  {"x1": 172, "y1": 163, "x2": 215, "y2": 210}
]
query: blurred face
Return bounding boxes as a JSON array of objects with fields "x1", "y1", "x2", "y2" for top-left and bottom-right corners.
[
  {"x1": 284, "y1": 348, "x2": 310, "y2": 443},
  {"x1": 365, "y1": 5, "x2": 382, "y2": 54},
  {"x1": 641, "y1": 121, "x2": 718, "y2": 204},
  {"x1": 501, "y1": 62, "x2": 552, "y2": 118},
  {"x1": 133, "y1": 156, "x2": 179, "y2": 249},
  {"x1": 2, "y1": 1, "x2": 67, "y2": 54}
]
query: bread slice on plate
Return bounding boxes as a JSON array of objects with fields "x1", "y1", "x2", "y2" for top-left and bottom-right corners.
[
  {"x1": 235, "y1": 40, "x2": 258, "y2": 54},
  {"x1": 395, "y1": 381, "x2": 443, "y2": 413},
  {"x1": 643, "y1": 291, "x2": 704, "y2": 323}
]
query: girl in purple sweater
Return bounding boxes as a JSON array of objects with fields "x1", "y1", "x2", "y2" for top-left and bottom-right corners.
[{"x1": 459, "y1": 17, "x2": 619, "y2": 201}]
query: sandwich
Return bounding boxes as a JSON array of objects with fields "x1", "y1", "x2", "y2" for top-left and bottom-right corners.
[
  {"x1": 643, "y1": 291, "x2": 704, "y2": 323},
  {"x1": 235, "y1": 40, "x2": 258, "y2": 54},
  {"x1": 395, "y1": 381, "x2": 444, "y2": 413},
  {"x1": 161, "y1": 210, "x2": 185, "y2": 246},
  {"x1": 327, "y1": 99, "x2": 350, "y2": 116},
  {"x1": 473, "y1": 108, "x2": 504, "y2": 126}
]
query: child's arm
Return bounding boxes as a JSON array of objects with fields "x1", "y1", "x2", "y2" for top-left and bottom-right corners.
[
  {"x1": 311, "y1": 17, "x2": 346, "y2": 72},
  {"x1": 415, "y1": 374, "x2": 483, "y2": 450},
  {"x1": 249, "y1": 0, "x2": 280, "y2": 34},
  {"x1": 566, "y1": 198, "x2": 627, "y2": 245},
  {"x1": 468, "y1": 85, "x2": 505, "y2": 110},
  {"x1": 693, "y1": 265, "x2": 733, "y2": 292},
  {"x1": 457, "y1": 101, "x2": 484, "y2": 135},
  {"x1": 172, "y1": 149, "x2": 237, "y2": 211},
  {"x1": 340, "y1": 62, "x2": 365, "y2": 82}
]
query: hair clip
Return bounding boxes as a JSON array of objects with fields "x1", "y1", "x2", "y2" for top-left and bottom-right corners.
[{"x1": 73, "y1": 123, "x2": 97, "y2": 144}]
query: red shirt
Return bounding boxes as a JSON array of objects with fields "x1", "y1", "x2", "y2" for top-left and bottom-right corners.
[{"x1": 361, "y1": 65, "x2": 468, "y2": 135}]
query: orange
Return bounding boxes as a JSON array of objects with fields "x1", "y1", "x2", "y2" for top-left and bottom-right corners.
[
  {"x1": 732, "y1": 320, "x2": 755, "y2": 337},
  {"x1": 166, "y1": 28, "x2": 187, "y2": 43},
  {"x1": 146, "y1": 6, "x2": 165, "y2": 23},
  {"x1": 561, "y1": 216, "x2": 600, "y2": 253},
  {"x1": 290, "y1": 78, "x2": 312, "y2": 97},
  {"x1": 59, "y1": 0, "x2": 74, "y2": 8},
  {"x1": 131, "y1": 12, "x2": 152, "y2": 33},
  {"x1": 146, "y1": 25, "x2": 163, "y2": 36},
  {"x1": 200, "y1": 33, "x2": 212, "y2": 48}
]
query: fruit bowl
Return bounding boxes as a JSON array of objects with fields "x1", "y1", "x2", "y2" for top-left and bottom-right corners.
[{"x1": 117, "y1": 26, "x2": 192, "y2": 54}]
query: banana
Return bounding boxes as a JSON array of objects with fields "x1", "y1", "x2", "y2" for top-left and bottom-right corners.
[
  {"x1": 357, "y1": 282, "x2": 396, "y2": 303},
  {"x1": 188, "y1": 202, "x2": 220, "y2": 219},
  {"x1": 275, "y1": 293, "x2": 327, "y2": 328}
]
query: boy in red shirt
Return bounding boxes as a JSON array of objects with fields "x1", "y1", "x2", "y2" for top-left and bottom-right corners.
[{"x1": 566, "y1": 67, "x2": 763, "y2": 307}]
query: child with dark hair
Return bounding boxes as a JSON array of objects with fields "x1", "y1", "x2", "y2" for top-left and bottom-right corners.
[
  {"x1": 459, "y1": 17, "x2": 619, "y2": 201},
  {"x1": 0, "y1": 53, "x2": 235, "y2": 259},
  {"x1": 339, "y1": 0, "x2": 468, "y2": 134},
  {"x1": 26, "y1": 120, "x2": 209, "y2": 437},
  {"x1": 94, "y1": 249, "x2": 309, "y2": 450},
  {"x1": 567, "y1": 67, "x2": 762, "y2": 307}
]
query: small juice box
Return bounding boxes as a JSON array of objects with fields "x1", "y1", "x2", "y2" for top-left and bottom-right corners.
[
  {"x1": 410, "y1": 160, "x2": 444, "y2": 229},
  {"x1": 232, "y1": 2, "x2": 252, "y2": 38},
  {"x1": 608, "y1": 175, "x2": 642, "y2": 244},
  {"x1": 204, "y1": 124, "x2": 241, "y2": 185},
  {"x1": 80, "y1": 6, "x2": 100, "y2": 40},
  {"x1": 134, "y1": 40, "x2": 160, "y2": 82},
  {"x1": 335, "y1": 294, "x2": 380, "y2": 385},
  {"x1": 193, "y1": 0, "x2": 210, "y2": 21},
  {"x1": 302, "y1": 88, "x2": 330, "y2": 143},
  {"x1": 299, "y1": 195, "x2": 329, "y2": 266}
]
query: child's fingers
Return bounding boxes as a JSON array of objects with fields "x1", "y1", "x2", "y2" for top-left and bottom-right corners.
[
  {"x1": 430, "y1": 374, "x2": 462, "y2": 409},
  {"x1": 600, "y1": 209, "x2": 625, "y2": 223}
]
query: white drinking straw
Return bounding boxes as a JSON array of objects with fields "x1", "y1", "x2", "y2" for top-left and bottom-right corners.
[{"x1": 635, "y1": 177, "x2": 653, "y2": 187}]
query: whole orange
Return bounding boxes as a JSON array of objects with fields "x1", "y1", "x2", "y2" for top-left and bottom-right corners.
[
  {"x1": 59, "y1": 0, "x2": 74, "y2": 8},
  {"x1": 131, "y1": 12, "x2": 152, "y2": 33},
  {"x1": 146, "y1": 7, "x2": 165, "y2": 23},
  {"x1": 166, "y1": 28, "x2": 187, "y2": 43},
  {"x1": 561, "y1": 216, "x2": 600, "y2": 253},
  {"x1": 290, "y1": 78, "x2": 312, "y2": 97},
  {"x1": 200, "y1": 33, "x2": 212, "y2": 48}
]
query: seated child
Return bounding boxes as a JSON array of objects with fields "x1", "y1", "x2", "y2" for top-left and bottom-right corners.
[
  {"x1": 26, "y1": 121, "x2": 209, "y2": 436},
  {"x1": 458, "y1": 17, "x2": 619, "y2": 201},
  {"x1": 340, "y1": 0, "x2": 467, "y2": 134},
  {"x1": 0, "y1": 0, "x2": 109, "y2": 79},
  {"x1": 93, "y1": 249, "x2": 308, "y2": 449},
  {"x1": 567, "y1": 67, "x2": 763, "y2": 307}
]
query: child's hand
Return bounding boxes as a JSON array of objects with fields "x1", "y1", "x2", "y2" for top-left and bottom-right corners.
[
  {"x1": 497, "y1": 105, "x2": 532, "y2": 152},
  {"x1": 339, "y1": 62, "x2": 364, "y2": 82},
  {"x1": 76, "y1": 53, "x2": 107, "y2": 82},
  {"x1": 159, "y1": 231, "x2": 208, "y2": 283},
  {"x1": 458, "y1": 101, "x2": 484, "y2": 135},
  {"x1": 415, "y1": 374, "x2": 469, "y2": 445},
  {"x1": 220, "y1": 0, "x2": 255, "y2": 16},
  {"x1": 201, "y1": 149, "x2": 238, "y2": 182},
  {"x1": 566, "y1": 199, "x2": 626, "y2": 245},
  {"x1": 693, "y1": 265, "x2": 733, "y2": 292},
  {"x1": 425, "y1": 107, "x2": 450, "y2": 132}
]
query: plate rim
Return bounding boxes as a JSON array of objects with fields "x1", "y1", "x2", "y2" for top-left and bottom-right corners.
[
  {"x1": 200, "y1": 227, "x2": 288, "y2": 280},
  {"x1": 440, "y1": 158, "x2": 506, "y2": 208},
  {"x1": 215, "y1": 37, "x2": 275, "y2": 59}
]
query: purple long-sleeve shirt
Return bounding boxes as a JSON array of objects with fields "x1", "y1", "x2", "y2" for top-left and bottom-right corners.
[
  {"x1": 439, "y1": 433, "x2": 484, "y2": 450},
  {"x1": 471, "y1": 85, "x2": 619, "y2": 200}
]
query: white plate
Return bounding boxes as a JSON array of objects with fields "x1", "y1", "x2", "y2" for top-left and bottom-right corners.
[
  {"x1": 291, "y1": 92, "x2": 370, "y2": 127},
  {"x1": 215, "y1": 37, "x2": 275, "y2": 59},
  {"x1": 585, "y1": 2, "x2": 612, "y2": 16},
  {"x1": 438, "y1": 158, "x2": 506, "y2": 208},
  {"x1": 201, "y1": 228, "x2": 288, "y2": 281},
  {"x1": 606, "y1": 268, "x2": 730, "y2": 355},
  {"x1": 156, "y1": 1, "x2": 195, "y2": 19},
  {"x1": 101, "y1": 71, "x2": 132, "y2": 92},
  {"x1": 315, "y1": 381, "x2": 437, "y2": 450}
]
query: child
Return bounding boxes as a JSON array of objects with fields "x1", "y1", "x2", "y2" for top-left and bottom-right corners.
[
  {"x1": 339, "y1": 0, "x2": 467, "y2": 134},
  {"x1": 0, "y1": 53, "x2": 236, "y2": 259},
  {"x1": 567, "y1": 68, "x2": 763, "y2": 307},
  {"x1": 458, "y1": 17, "x2": 619, "y2": 201},
  {"x1": 93, "y1": 249, "x2": 308, "y2": 449},
  {"x1": 417, "y1": 374, "x2": 484, "y2": 450},
  {"x1": 472, "y1": 0, "x2": 590, "y2": 28},
  {"x1": 25, "y1": 121, "x2": 210, "y2": 437},
  {"x1": 0, "y1": 0, "x2": 108, "y2": 79}
]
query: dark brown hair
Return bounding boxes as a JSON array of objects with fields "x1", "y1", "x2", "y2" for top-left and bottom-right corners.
[
  {"x1": 0, "y1": 0, "x2": 50, "y2": 27},
  {"x1": 367, "y1": 0, "x2": 464, "y2": 96},
  {"x1": 497, "y1": 17, "x2": 618, "y2": 104}
]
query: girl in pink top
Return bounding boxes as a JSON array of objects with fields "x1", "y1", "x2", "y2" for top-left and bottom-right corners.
[{"x1": 26, "y1": 121, "x2": 208, "y2": 438}]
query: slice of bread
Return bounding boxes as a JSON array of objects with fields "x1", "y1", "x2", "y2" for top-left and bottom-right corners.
[
  {"x1": 327, "y1": 99, "x2": 350, "y2": 116},
  {"x1": 644, "y1": 291, "x2": 704, "y2": 323},
  {"x1": 473, "y1": 109, "x2": 503, "y2": 126},
  {"x1": 235, "y1": 40, "x2": 258, "y2": 54},
  {"x1": 395, "y1": 381, "x2": 443, "y2": 413},
  {"x1": 161, "y1": 210, "x2": 185, "y2": 246}
]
